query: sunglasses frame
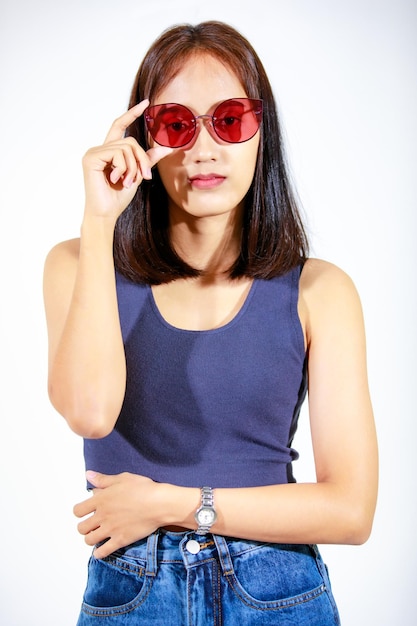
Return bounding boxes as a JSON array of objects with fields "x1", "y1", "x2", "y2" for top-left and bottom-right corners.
[{"x1": 144, "y1": 97, "x2": 263, "y2": 148}]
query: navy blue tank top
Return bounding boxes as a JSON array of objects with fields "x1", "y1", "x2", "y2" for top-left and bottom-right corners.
[{"x1": 84, "y1": 267, "x2": 307, "y2": 488}]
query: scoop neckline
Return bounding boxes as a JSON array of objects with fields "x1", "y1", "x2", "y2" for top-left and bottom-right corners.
[{"x1": 148, "y1": 279, "x2": 258, "y2": 334}]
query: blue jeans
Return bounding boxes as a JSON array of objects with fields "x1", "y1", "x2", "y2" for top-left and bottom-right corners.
[{"x1": 77, "y1": 529, "x2": 340, "y2": 625}]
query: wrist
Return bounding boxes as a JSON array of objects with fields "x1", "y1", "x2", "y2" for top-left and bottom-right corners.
[
  {"x1": 81, "y1": 212, "x2": 118, "y2": 241},
  {"x1": 79, "y1": 215, "x2": 117, "y2": 263},
  {"x1": 156, "y1": 483, "x2": 200, "y2": 529}
]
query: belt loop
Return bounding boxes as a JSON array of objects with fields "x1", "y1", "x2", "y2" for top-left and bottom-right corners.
[
  {"x1": 212, "y1": 534, "x2": 234, "y2": 575},
  {"x1": 145, "y1": 530, "x2": 160, "y2": 577}
]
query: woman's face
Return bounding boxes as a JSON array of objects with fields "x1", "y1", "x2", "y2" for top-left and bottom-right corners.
[{"x1": 152, "y1": 54, "x2": 260, "y2": 224}]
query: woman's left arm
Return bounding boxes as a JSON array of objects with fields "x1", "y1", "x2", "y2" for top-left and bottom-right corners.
[
  {"x1": 208, "y1": 260, "x2": 378, "y2": 545},
  {"x1": 75, "y1": 260, "x2": 378, "y2": 558}
]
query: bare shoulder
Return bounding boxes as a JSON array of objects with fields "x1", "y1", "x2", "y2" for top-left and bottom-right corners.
[
  {"x1": 299, "y1": 258, "x2": 364, "y2": 342},
  {"x1": 300, "y1": 257, "x2": 361, "y2": 304},
  {"x1": 44, "y1": 237, "x2": 80, "y2": 267}
]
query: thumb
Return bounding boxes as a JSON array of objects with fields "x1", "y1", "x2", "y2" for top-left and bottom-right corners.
[
  {"x1": 86, "y1": 470, "x2": 112, "y2": 489},
  {"x1": 147, "y1": 145, "x2": 174, "y2": 167}
]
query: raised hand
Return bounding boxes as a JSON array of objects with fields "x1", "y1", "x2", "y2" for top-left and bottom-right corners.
[{"x1": 82, "y1": 100, "x2": 173, "y2": 220}]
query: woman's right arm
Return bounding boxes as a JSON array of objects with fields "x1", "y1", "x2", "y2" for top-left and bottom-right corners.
[{"x1": 43, "y1": 102, "x2": 172, "y2": 438}]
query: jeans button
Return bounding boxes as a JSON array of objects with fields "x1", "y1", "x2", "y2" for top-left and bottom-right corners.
[{"x1": 186, "y1": 539, "x2": 200, "y2": 554}]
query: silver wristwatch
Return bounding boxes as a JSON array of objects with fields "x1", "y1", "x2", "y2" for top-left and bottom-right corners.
[{"x1": 194, "y1": 486, "x2": 217, "y2": 534}]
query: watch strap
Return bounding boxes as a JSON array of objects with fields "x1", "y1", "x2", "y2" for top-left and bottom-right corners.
[
  {"x1": 195, "y1": 486, "x2": 216, "y2": 535},
  {"x1": 201, "y1": 486, "x2": 214, "y2": 509}
]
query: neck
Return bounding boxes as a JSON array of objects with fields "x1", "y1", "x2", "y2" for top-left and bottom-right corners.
[{"x1": 169, "y1": 209, "x2": 243, "y2": 278}]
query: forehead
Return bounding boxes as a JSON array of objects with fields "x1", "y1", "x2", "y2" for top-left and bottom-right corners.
[{"x1": 154, "y1": 55, "x2": 247, "y2": 107}]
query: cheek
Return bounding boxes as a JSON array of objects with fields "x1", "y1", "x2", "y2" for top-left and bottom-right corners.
[{"x1": 236, "y1": 141, "x2": 259, "y2": 189}]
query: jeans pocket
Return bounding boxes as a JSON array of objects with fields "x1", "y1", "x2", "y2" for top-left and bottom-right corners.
[
  {"x1": 81, "y1": 552, "x2": 151, "y2": 616},
  {"x1": 228, "y1": 543, "x2": 326, "y2": 608}
]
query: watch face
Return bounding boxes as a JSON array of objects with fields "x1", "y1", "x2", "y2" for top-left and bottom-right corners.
[{"x1": 197, "y1": 507, "x2": 216, "y2": 525}]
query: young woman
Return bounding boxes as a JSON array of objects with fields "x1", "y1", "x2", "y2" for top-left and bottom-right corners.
[{"x1": 43, "y1": 21, "x2": 378, "y2": 625}]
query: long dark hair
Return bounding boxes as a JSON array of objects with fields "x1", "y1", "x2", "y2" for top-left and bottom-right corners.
[{"x1": 113, "y1": 21, "x2": 309, "y2": 283}]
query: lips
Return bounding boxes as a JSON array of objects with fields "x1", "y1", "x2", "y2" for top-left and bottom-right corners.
[{"x1": 188, "y1": 173, "x2": 226, "y2": 190}]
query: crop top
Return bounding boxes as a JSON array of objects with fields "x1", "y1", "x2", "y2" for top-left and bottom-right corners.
[{"x1": 83, "y1": 266, "x2": 307, "y2": 488}]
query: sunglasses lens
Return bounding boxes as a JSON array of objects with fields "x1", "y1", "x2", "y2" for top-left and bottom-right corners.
[
  {"x1": 213, "y1": 99, "x2": 263, "y2": 143},
  {"x1": 144, "y1": 98, "x2": 263, "y2": 148},
  {"x1": 145, "y1": 104, "x2": 195, "y2": 148}
]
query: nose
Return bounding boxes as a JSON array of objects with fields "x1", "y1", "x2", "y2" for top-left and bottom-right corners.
[{"x1": 189, "y1": 115, "x2": 219, "y2": 159}]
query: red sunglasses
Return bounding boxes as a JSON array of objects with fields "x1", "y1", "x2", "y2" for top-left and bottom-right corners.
[{"x1": 144, "y1": 98, "x2": 263, "y2": 148}]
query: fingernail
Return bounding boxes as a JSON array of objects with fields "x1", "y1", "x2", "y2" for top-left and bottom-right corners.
[{"x1": 110, "y1": 170, "x2": 120, "y2": 184}]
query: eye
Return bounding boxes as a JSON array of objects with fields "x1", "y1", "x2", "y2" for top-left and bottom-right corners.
[
  {"x1": 168, "y1": 120, "x2": 190, "y2": 133},
  {"x1": 214, "y1": 101, "x2": 245, "y2": 129},
  {"x1": 158, "y1": 108, "x2": 194, "y2": 133},
  {"x1": 221, "y1": 115, "x2": 241, "y2": 127}
]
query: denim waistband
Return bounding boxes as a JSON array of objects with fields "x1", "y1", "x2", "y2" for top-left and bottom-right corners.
[{"x1": 112, "y1": 529, "x2": 317, "y2": 578}]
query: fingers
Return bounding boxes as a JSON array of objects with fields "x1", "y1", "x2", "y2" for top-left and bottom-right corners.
[
  {"x1": 93, "y1": 538, "x2": 119, "y2": 560},
  {"x1": 84, "y1": 136, "x2": 173, "y2": 191},
  {"x1": 106, "y1": 140, "x2": 174, "y2": 187},
  {"x1": 104, "y1": 99, "x2": 149, "y2": 144},
  {"x1": 72, "y1": 471, "x2": 109, "y2": 519},
  {"x1": 77, "y1": 512, "x2": 99, "y2": 538},
  {"x1": 73, "y1": 490, "x2": 107, "y2": 551},
  {"x1": 108, "y1": 142, "x2": 141, "y2": 187},
  {"x1": 73, "y1": 488, "x2": 126, "y2": 559},
  {"x1": 73, "y1": 494, "x2": 95, "y2": 519},
  {"x1": 77, "y1": 517, "x2": 113, "y2": 557},
  {"x1": 104, "y1": 138, "x2": 152, "y2": 187}
]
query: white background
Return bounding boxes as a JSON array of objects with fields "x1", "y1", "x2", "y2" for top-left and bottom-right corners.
[{"x1": 0, "y1": 1, "x2": 415, "y2": 624}]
